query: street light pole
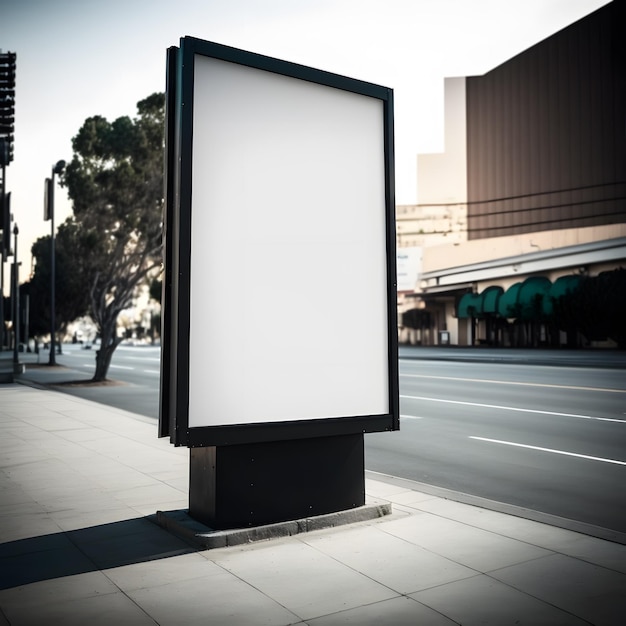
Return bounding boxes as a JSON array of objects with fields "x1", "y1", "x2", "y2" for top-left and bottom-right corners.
[
  {"x1": 12, "y1": 223, "x2": 19, "y2": 364},
  {"x1": 46, "y1": 160, "x2": 65, "y2": 366}
]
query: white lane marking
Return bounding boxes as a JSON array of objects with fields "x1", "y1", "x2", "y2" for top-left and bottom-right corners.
[
  {"x1": 108, "y1": 365, "x2": 133, "y2": 370},
  {"x1": 400, "y1": 373, "x2": 626, "y2": 394},
  {"x1": 123, "y1": 356, "x2": 161, "y2": 362},
  {"x1": 143, "y1": 369, "x2": 160, "y2": 374},
  {"x1": 470, "y1": 436, "x2": 626, "y2": 467},
  {"x1": 400, "y1": 414, "x2": 423, "y2": 420},
  {"x1": 400, "y1": 395, "x2": 625, "y2": 424}
]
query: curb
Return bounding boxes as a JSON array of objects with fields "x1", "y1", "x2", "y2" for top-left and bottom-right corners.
[{"x1": 153, "y1": 500, "x2": 392, "y2": 549}]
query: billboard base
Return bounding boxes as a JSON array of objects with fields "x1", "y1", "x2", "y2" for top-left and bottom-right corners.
[{"x1": 189, "y1": 433, "x2": 365, "y2": 530}]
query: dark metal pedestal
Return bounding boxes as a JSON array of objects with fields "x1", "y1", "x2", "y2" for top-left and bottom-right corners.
[{"x1": 189, "y1": 433, "x2": 365, "y2": 529}]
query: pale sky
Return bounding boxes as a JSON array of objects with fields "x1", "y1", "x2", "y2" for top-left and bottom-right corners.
[{"x1": 1, "y1": 0, "x2": 610, "y2": 289}]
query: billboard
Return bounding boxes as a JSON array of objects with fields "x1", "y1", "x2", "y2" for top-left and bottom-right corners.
[{"x1": 160, "y1": 38, "x2": 398, "y2": 447}]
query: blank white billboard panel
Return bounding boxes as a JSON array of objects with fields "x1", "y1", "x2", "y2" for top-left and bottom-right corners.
[
  {"x1": 160, "y1": 38, "x2": 398, "y2": 446},
  {"x1": 189, "y1": 56, "x2": 388, "y2": 427}
]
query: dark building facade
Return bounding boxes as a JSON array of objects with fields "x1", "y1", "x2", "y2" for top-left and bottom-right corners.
[{"x1": 465, "y1": 0, "x2": 626, "y2": 240}]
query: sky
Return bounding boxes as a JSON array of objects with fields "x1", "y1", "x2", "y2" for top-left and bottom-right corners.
[{"x1": 1, "y1": 0, "x2": 610, "y2": 290}]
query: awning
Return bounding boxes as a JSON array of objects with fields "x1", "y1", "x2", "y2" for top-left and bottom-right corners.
[
  {"x1": 457, "y1": 286, "x2": 504, "y2": 318},
  {"x1": 517, "y1": 276, "x2": 552, "y2": 319},
  {"x1": 497, "y1": 282, "x2": 522, "y2": 318},
  {"x1": 459, "y1": 277, "x2": 579, "y2": 320},
  {"x1": 542, "y1": 274, "x2": 582, "y2": 315},
  {"x1": 457, "y1": 292, "x2": 482, "y2": 319},
  {"x1": 481, "y1": 285, "x2": 504, "y2": 314}
]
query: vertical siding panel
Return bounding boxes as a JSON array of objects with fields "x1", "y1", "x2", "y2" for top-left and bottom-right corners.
[{"x1": 465, "y1": 1, "x2": 625, "y2": 240}]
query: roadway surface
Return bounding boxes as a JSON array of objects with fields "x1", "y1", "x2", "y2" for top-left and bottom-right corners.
[
  {"x1": 17, "y1": 343, "x2": 626, "y2": 535},
  {"x1": 367, "y1": 355, "x2": 626, "y2": 535}
]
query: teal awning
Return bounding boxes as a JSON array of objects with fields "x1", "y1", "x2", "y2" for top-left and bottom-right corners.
[
  {"x1": 457, "y1": 286, "x2": 503, "y2": 318},
  {"x1": 517, "y1": 276, "x2": 552, "y2": 319},
  {"x1": 497, "y1": 282, "x2": 522, "y2": 318},
  {"x1": 481, "y1": 286, "x2": 504, "y2": 314},
  {"x1": 542, "y1": 275, "x2": 582, "y2": 315},
  {"x1": 457, "y1": 292, "x2": 482, "y2": 318}
]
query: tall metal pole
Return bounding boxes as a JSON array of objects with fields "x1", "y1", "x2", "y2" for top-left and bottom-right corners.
[
  {"x1": 0, "y1": 161, "x2": 5, "y2": 350},
  {"x1": 12, "y1": 223, "x2": 18, "y2": 364},
  {"x1": 48, "y1": 175, "x2": 56, "y2": 365},
  {"x1": 0, "y1": 252, "x2": 4, "y2": 349},
  {"x1": 47, "y1": 160, "x2": 65, "y2": 366}
]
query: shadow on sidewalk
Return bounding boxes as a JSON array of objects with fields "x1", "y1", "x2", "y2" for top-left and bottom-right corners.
[{"x1": 0, "y1": 517, "x2": 197, "y2": 590}]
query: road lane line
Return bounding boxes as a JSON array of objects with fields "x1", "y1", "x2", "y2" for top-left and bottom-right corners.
[
  {"x1": 108, "y1": 365, "x2": 133, "y2": 370},
  {"x1": 400, "y1": 414, "x2": 423, "y2": 420},
  {"x1": 400, "y1": 394, "x2": 625, "y2": 423},
  {"x1": 143, "y1": 369, "x2": 160, "y2": 374},
  {"x1": 469, "y1": 436, "x2": 626, "y2": 466},
  {"x1": 400, "y1": 373, "x2": 626, "y2": 394}
]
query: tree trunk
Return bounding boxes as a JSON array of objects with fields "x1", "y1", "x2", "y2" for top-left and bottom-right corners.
[{"x1": 92, "y1": 319, "x2": 121, "y2": 382}]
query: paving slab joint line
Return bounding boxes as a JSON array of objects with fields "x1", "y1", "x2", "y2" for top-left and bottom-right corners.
[{"x1": 152, "y1": 501, "x2": 392, "y2": 549}]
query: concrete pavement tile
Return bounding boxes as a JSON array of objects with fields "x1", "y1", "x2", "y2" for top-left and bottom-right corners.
[
  {"x1": 0, "y1": 570, "x2": 118, "y2": 608},
  {"x1": 0, "y1": 517, "x2": 63, "y2": 544},
  {"x1": 73, "y1": 434, "x2": 125, "y2": 456},
  {"x1": 304, "y1": 525, "x2": 476, "y2": 594},
  {"x1": 84, "y1": 466, "x2": 164, "y2": 490},
  {"x1": 416, "y1": 498, "x2": 626, "y2": 573},
  {"x1": 364, "y1": 478, "x2": 412, "y2": 498},
  {"x1": 554, "y1": 537, "x2": 626, "y2": 575},
  {"x1": 0, "y1": 545, "x2": 98, "y2": 590},
  {"x1": 50, "y1": 507, "x2": 141, "y2": 532},
  {"x1": 127, "y1": 569, "x2": 300, "y2": 626},
  {"x1": 490, "y1": 553, "x2": 626, "y2": 626},
  {"x1": 0, "y1": 487, "x2": 40, "y2": 509},
  {"x1": 67, "y1": 517, "x2": 194, "y2": 569},
  {"x1": 154, "y1": 474, "x2": 188, "y2": 492},
  {"x1": 412, "y1": 574, "x2": 590, "y2": 625},
  {"x1": 105, "y1": 552, "x2": 217, "y2": 592},
  {"x1": 50, "y1": 427, "x2": 112, "y2": 444},
  {"x1": 18, "y1": 414, "x2": 90, "y2": 432},
  {"x1": 2, "y1": 589, "x2": 156, "y2": 625},
  {"x1": 0, "y1": 449, "x2": 50, "y2": 468},
  {"x1": 0, "y1": 530, "x2": 73, "y2": 560},
  {"x1": 380, "y1": 512, "x2": 552, "y2": 571},
  {"x1": 211, "y1": 540, "x2": 397, "y2": 620},
  {"x1": 0, "y1": 426, "x2": 53, "y2": 443},
  {"x1": 6, "y1": 458, "x2": 90, "y2": 490},
  {"x1": 383, "y1": 489, "x2": 439, "y2": 507},
  {"x1": 30, "y1": 487, "x2": 121, "y2": 510},
  {"x1": 307, "y1": 596, "x2": 458, "y2": 625},
  {"x1": 130, "y1": 500, "x2": 188, "y2": 517},
  {"x1": 112, "y1": 482, "x2": 187, "y2": 508},
  {"x1": 133, "y1": 460, "x2": 188, "y2": 479}
]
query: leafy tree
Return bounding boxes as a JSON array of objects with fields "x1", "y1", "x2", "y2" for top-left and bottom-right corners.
[
  {"x1": 61, "y1": 93, "x2": 164, "y2": 381},
  {"x1": 27, "y1": 220, "x2": 91, "y2": 347}
]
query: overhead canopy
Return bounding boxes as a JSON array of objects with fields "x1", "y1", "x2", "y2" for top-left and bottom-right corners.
[
  {"x1": 457, "y1": 292, "x2": 482, "y2": 319},
  {"x1": 481, "y1": 285, "x2": 504, "y2": 314},
  {"x1": 542, "y1": 274, "x2": 582, "y2": 315},
  {"x1": 458, "y1": 275, "x2": 583, "y2": 320},
  {"x1": 497, "y1": 282, "x2": 522, "y2": 318},
  {"x1": 517, "y1": 276, "x2": 552, "y2": 319}
]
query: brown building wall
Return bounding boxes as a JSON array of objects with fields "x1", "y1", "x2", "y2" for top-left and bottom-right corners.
[{"x1": 466, "y1": 0, "x2": 626, "y2": 240}]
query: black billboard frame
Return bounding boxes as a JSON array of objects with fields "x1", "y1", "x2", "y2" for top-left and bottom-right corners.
[{"x1": 159, "y1": 37, "x2": 399, "y2": 448}]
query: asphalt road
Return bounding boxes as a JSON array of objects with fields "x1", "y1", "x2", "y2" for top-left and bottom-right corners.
[
  {"x1": 367, "y1": 357, "x2": 626, "y2": 534},
  {"x1": 18, "y1": 343, "x2": 626, "y2": 534}
]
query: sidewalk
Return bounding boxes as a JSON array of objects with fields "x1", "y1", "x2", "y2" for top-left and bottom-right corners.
[{"x1": 1, "y1": 383, "x2": 625, "y2": 625}]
